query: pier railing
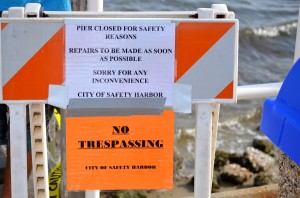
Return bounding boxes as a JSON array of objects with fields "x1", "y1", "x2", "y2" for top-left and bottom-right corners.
[{"x1": 236, "y1": 82, "x2": 282, "y2": 100}]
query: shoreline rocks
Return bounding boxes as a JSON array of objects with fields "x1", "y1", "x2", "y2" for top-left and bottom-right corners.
[
  {"x1": 201, "y1": 137, "x2": 279, "y2": 192},
  {"x1": 242, "y1": 147, "x2": 275, "y2": 173},
  {"x1": 220, "y1": 164, "x2": 253, "y2": 184},
  {"x1": 252, "y1": 138, "x2": 274, "y2": 155},
  {"x1": 254, "y1": 172, "x2": 273, "y2": 186}
]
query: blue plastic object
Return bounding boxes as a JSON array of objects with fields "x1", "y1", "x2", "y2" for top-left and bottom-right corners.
[
  {"x1": 261, "y1": 58, "x2": 300, "y2": 165},
  {"x1": 0, "y1": 0, "x2": 71, "y2": 11}
]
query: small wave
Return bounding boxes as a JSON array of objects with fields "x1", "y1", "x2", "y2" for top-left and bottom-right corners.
[
  {"x1": 219, "y1": 107, "x2": 262, "y2": 127},
  {"x1": 243, "y1": 21, "x2": 297, "y2": 38},
  {"x1": 217, "y1": 108, "x2": 264, "y2": 152},
  {"x1": 176, "y1": 128, "x2": 195, "y2": 138}
]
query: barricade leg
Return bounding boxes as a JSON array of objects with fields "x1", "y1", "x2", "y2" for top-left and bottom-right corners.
[
  {"x1": 29, "y1": 104, "x2": 49, "y2": 198},
  {"x1": 86, "y1": 190, "x2": 100, "y2": 198},
  {"x1": 211, "y1": 104, "x2": 220, "y2": 179},
  {"x1": 8, "y1": 104, "x2": 28, "y2": 198},
  {"x1": 195, "y1": 103, "x2": 213, "y2": 198}
]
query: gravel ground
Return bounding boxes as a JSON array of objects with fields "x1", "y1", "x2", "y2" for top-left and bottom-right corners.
[{"x1": 279, "y1": 151, "x2": 300, "y2": 198}]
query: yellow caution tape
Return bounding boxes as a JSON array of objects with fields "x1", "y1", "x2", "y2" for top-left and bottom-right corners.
[
  {"x1": 54, "y1": 108, "x2": 61, "y2": 129},
  {"x1": 49, "y1": 162, "x2": 61, "y2": 198}
]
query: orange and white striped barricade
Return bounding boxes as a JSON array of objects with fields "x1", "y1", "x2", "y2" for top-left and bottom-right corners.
[
  {"x1": 1, "y1": 3, "x2": 237, "y2": 198},
  {"x1": 1, "y1": 5, "x2": 65, "y2": 197},
  {"x1": 175, "y1": 4, "x2": 238, "y2": 198}
]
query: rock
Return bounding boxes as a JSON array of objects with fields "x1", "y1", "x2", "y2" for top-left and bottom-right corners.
[
  {"x1": 252, "y1": 138, "x2": 274, "y2": 155},
  {"x1": 0, "y1": 168, "x2": 5, "y2": 184},
  {"x1": 242, "y1": 147, "x2": 275, "y2": 173},
  {"x1": 228, "y1": 153, "x2": 244, "y2": 165},
  {"x1": 214, "y1": 150, "x2": 230, "y2": 170},
  {"x1": 214, "y1": 150, "x2": 243, "y2": 170},
  {"x1": 174, "y1": 153, "x2": 183, "y2": 173},
  {"x1": 254, "y1": 172, "x2": 273, "y2": 186},
  {"x1": 106, "y1": 191, "x2": 147, "y2": 198},
  {"x1": 188, "y1": 176, "x2": 194, "y2": 186},
  {"x1": 212, "y1": 174, "x2": 220, "y2": 193},
  {"x1": 188, "y1": 175, "x2": 220, "y2": 193},
  {"x1": 220, "y1": 164, "x2": 253, "y2": 184}
]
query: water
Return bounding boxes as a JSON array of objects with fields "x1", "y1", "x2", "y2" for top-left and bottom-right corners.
[{"x1": 104, "y1": 0, "x2": 299, "y2": 178}]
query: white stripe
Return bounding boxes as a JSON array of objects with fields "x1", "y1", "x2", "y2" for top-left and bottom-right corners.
[
  {"x1": 2, "y1": 22, "x2": 64, "y2": 86},
  {"x1": 178, "y1": 24, "x2": 236, "y2": 100}
]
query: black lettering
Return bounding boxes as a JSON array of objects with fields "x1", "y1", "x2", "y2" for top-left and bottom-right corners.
[
  {"x1": 76, "y1": 25, "x2": 93, "y2": 31},
  {"x1": 104, "y1": 140, "x2": 111, "y2": 148},
  {"x1": 135, "y1": 140, "x2": 141, "y2": 147},
  {"x1": 49, "y1": 179, "x2": 58, "y2": 191},
  {"x1": 78, "y1": 141, "x2": 86, "y2": 148},
  {"x1": 96, "y1": 140, "x2": 104, "y2": 148},
  {"x1": 76, "y1": 139, "x2": 163, "y2": 149},
  {"x1": 156, "y1": 140, "x2": 163, "y2": 148},
  {"x1": 144, "y1": 48, "x2": 152, "y2": 53},
  {"x1": 128, "y1": 140, "x2": 134, "y2": 148},
  {"x1": 87, "y1": 141, "x2": 95, "y2": 148},
  {"x1": 121, "y1": 126, "x2": 129, "y2": 134},
  {"x1": 112, "y1": 126, "x2": 121, "y2": 134},
  {"x1": 122, "y1": 48, "x2": 142, "y2": 53},
  {"x1": 105, "y1": 34, "x2": 137, "y2": 40},
  {"x1": 154, "y1": 48, "x2": 172, "y2": 54},
  {"x1": 147, "y1": 140, "x2": 155, "y2": 147},
  {"x1": 111, "y1": 140, "x2": 119, "y2": 148},
  {"x1": 99, "y1": 56, "x2": 108, "y2": 61},
  {"x1": 113, "y1": 126, "x2": 129, "y2": 134},
  {"x1": 68, "y1": 48, "x2": 98, "y2": 53},
  {"x1": 121, "y1": 140, "x2": 127, "y2": 148}
]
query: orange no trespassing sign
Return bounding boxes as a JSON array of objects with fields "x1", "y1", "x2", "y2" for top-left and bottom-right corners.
[{"x1": 66, "y1": 110, "x2": 174, "y2": 190}]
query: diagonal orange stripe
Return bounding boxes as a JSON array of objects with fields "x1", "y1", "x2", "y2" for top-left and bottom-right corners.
[
  {"x1": 215, "y1": 81, "x2": 234, "y2": 99},
  {"x1": 3, "y1": 26, "x2": 65, "y2": 100},
  {"x1": 1, "y1": 23, "x2": 8, "y2": 30},
  {"x1": 175, "y1": 22, "x2": 235, "y2": 81}
]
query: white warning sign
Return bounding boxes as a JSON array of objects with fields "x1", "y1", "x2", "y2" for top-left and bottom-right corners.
[{"x1": 65, "y1": 19, "x2": 175, "y2": 106}]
